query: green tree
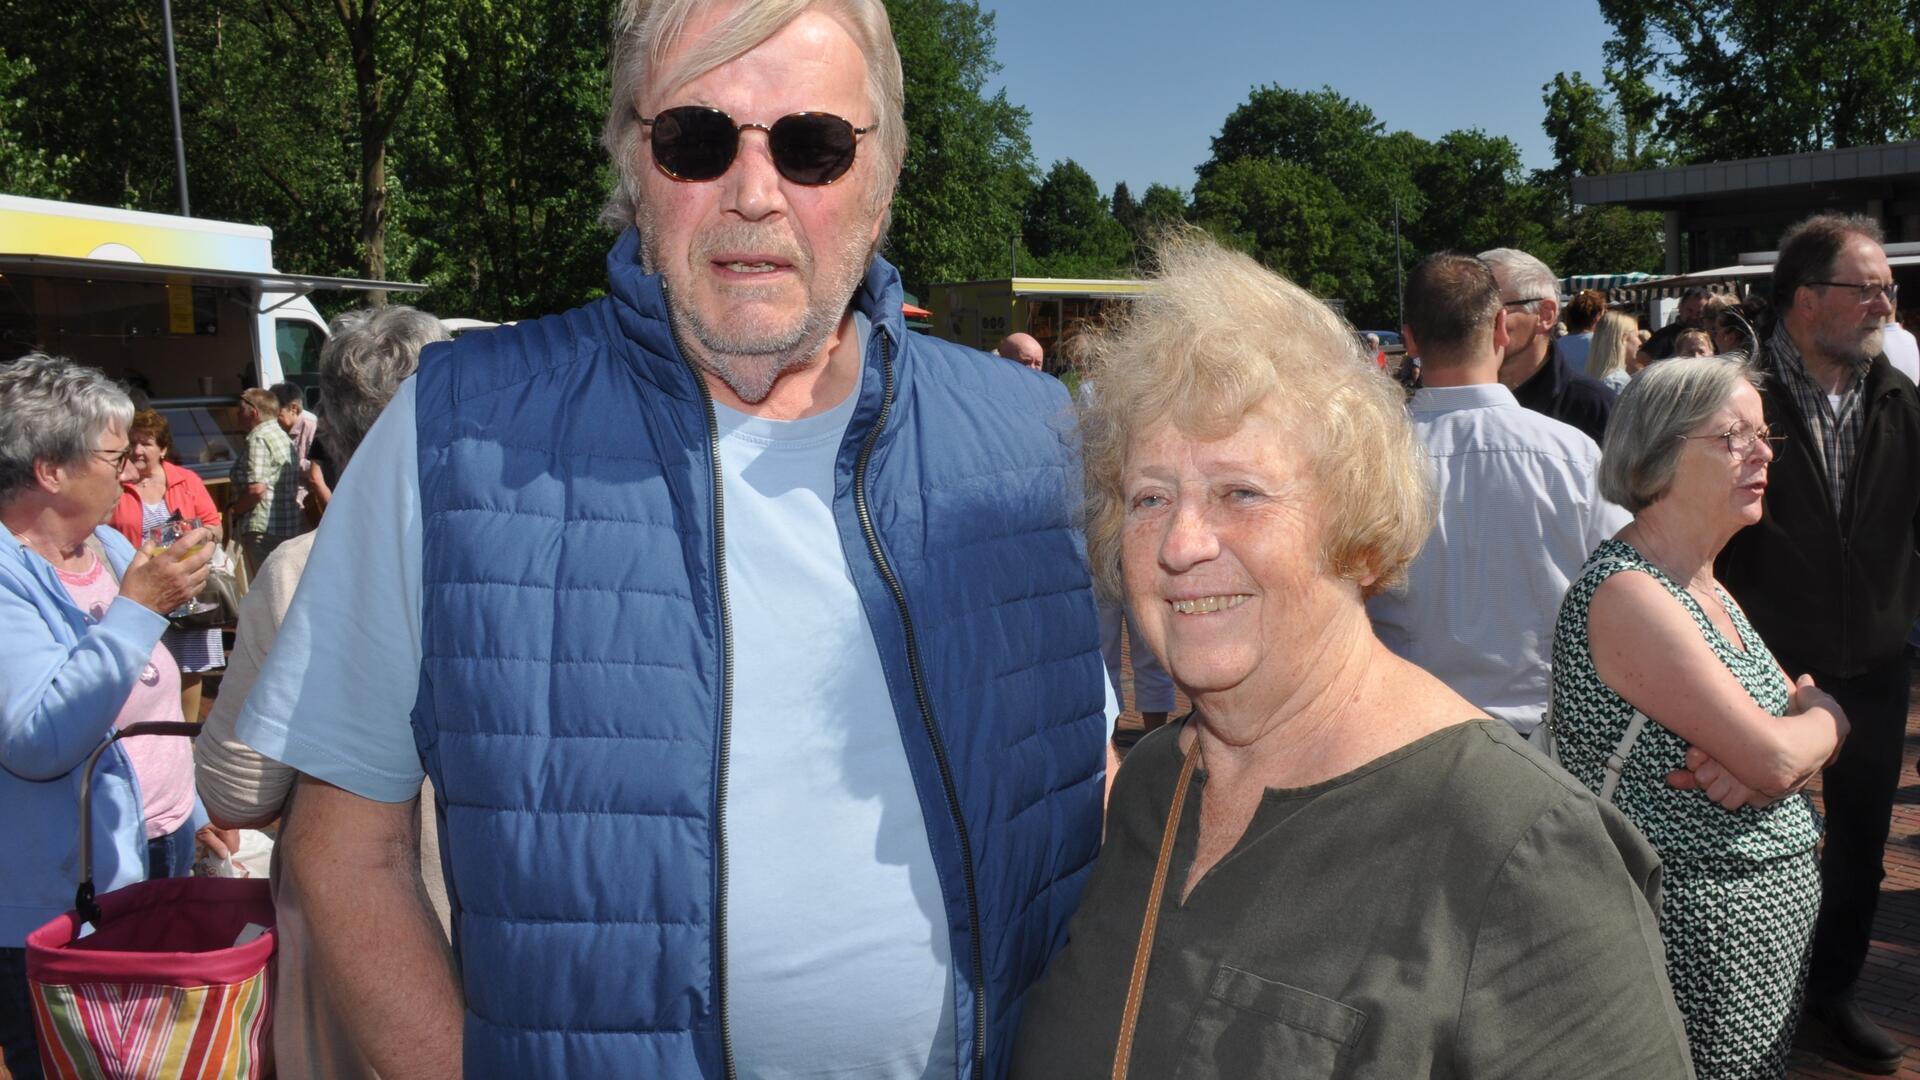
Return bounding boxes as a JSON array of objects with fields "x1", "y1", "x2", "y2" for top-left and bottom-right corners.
[
  {"x1": 1192, "y1": 84, "x2": 1411, "y2": 323},
  {"x1": 1598, "y1": 0, "x2": 1920, "y2": 161},
  {"x1": 1407, "y1": 129, "x2": 1557, "y2": 262},
  {"x1": 1110, "y1": 181, "x2": 1137, "y2": 236},
  {"x1": 1539, "y1": 73, "x2": 1617, "y2": 212},
  {"x1": 1191, "y1": 157, "x2": 1345, "y2": 300},
  {"x1": 1021, "y1": 160, "x2": 1131, "y2": 277},
  {"x1": 0, "y1": 53, "x2": 72, "y2": 198},
  {"x1": 1535, "y1": 68, "x2": 1666, "y2": 275},
  {"x1": 1137, "y1": 183, "x2": 1188, "y2": 227},
  {"x1": 883, "y1": 0, "x2": 1035, "y2": 296},
  {"x1": 395, "y1": 0, "x2": 610, "y2": 319}
]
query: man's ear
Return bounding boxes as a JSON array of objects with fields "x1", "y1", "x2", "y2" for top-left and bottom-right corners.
[
  {"x1": 1492, "y1": 307, "x2": 1511, "y2": 353},
  {"x1": 1398, "y1": 325, "x2": 1419, "y2": 358},
  {"x1": 1537, "y1": 296, "x2": 1559, "y2": 329}
]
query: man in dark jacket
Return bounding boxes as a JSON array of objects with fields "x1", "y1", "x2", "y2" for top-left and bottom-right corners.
[
  {"x1": 1480, "y1": 247, "x2": 1616, "y2": 443},
  {"x1": 1717, "y1": 212, "x2": 1920, "y2": 1074}
]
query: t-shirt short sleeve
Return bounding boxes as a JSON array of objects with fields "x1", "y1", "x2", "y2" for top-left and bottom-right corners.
[{"x1": 232, "y1": 379, "x2": 426, "y2": 802}]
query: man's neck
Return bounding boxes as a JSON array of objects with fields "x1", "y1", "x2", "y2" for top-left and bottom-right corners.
[
  {"x1": 703, "y1": 312, "x2": 864, "y2": 421},
  {"x1": 1413, "y1": 345, "x2": 1500, "y2": 389},
  {"x1": 1496, "y1": 339, "x2": 1550, "y2": 391},
  {"x1": 1780, "y1": 320, "x2": 1862, "y2": 396}
]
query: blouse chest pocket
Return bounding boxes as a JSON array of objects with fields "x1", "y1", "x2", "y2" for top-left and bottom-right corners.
[{"x1": 1173, "y1": 965, "x2": 1368, "y2": 1080}]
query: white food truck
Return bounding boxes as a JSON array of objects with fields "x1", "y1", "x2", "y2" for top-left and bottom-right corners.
[{"x1": 0, "y1": 194, "x2": 423, "y2": 491}]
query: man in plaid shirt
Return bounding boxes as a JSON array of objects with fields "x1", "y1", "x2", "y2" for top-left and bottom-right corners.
[
  {"x1": 1718, "y1": 213, "x2": 1920, "y2": 1074},
  {"x1": 230, "y1": 387, "x2": 300, "y2": 575}
]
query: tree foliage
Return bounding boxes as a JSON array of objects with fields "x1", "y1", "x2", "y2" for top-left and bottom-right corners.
[
  {"x1": 1020, "y1": 160, "x2": 1131, "y2": 277},
  {"x1": 1598, "y1": 0, "x2": 1920, "y2": 161},
  {"x1": 1536, "y1": 69, "x2": 1666, "y2": 275},
  {"x1": 883, "y1": 0, "x2": 1035, "y2": 295}
]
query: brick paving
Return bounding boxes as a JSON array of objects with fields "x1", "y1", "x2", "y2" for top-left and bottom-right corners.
[{"x1": 1786, "y1": 668, "x2": 1920, "y2": 1077}]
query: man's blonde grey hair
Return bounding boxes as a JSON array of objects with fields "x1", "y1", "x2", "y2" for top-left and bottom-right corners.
[
  {"x1": 601, "y1": 0, "x2": 907, "y2": 230},
  {"x1": 1479, "y1": 247, "x2": 1560, "y2": 315},
  {"x1": 1077, "y1": 229, "x2": 1433, "y2": 603},
  {"x1": 1599, "y1": 355, "x2": 1760, "y2": 513}
]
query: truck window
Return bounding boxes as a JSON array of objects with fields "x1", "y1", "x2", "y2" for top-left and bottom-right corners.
[{"x1": 276, "y1": 319, "x2": 324, "y2": 379}]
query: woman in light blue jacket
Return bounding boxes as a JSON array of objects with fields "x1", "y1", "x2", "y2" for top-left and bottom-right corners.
[{"x1": 0, "y1": 355, "x2": 215, "y2": 1079}]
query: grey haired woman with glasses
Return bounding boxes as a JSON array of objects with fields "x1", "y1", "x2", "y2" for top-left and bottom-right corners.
[{"x1": 1547, "y1": 354, "x2": 1846, "y2": 1079}]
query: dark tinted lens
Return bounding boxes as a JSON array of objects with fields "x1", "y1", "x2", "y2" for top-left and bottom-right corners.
[
  {"x1": 652, "y1": 106, "x2": 738, "y2": 181},
  {"x1": 769, "y1": 113, "x2": 858, "y2": 185}
]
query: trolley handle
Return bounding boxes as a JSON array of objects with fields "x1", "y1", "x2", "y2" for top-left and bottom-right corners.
[{"x1": 75, "y1": 721, "x2": 203, "y2": 926}]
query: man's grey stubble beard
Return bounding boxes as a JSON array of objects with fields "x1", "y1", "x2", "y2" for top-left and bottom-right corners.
[{"x1": 638, "y1": 212, "x2": 879, "y2": 405}]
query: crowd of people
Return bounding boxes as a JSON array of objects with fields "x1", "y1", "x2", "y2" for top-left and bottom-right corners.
[{"x1": 3, "y1": 1, "x2": 1920, "y2": 1079}]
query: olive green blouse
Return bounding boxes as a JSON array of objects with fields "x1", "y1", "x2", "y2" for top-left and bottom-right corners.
[{"x1": 1010, "y1": 719, "x2": 1695, "y2": 1079}]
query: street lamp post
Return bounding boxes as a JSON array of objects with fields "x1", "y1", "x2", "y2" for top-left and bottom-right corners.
[{"x1": 161, "y1": 0, "x2": 191, "y2": 216}]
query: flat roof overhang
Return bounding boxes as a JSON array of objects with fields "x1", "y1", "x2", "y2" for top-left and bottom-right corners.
[
  {"x1": 1573, "y1": 143, "x2": 1920, "y2": 212},
  {"x1": 0, "y1": 254, "x2": 426, "y2": 313}
]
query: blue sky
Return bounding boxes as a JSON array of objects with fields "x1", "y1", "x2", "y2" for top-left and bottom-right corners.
[{"x1": 976, "y1": 0, "x2": 1619, "y2": 198}]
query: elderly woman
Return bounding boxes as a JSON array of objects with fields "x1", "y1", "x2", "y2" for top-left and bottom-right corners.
[
  {"x1": 1010, "y1": 236, "x2": 1694, "y2": 1078},
  {"x1": 108, "y1": 409, "x2": 226, "y2": 723},
  {"x1": 196, "y1": 306, "x2": 449, "y2": 1076},
  {"x1": 0, "y1": 355, "x2": 214, "y2": 1078},
  {"x1": 1549, "y1": 355, "x2": 1842, "y2": 1079}
]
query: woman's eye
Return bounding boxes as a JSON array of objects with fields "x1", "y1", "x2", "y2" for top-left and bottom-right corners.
[
  {"x1": 1226, "y1": 487, "x2": 1261, "y2": 502},
  {"x1": 1129, "y1": 492, "x2": 1167, "y2": 511}
]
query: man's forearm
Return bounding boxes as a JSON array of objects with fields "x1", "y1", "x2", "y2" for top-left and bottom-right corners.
[{"x1": 281, "y1": 776, "x2": 463, "y2": 1077}]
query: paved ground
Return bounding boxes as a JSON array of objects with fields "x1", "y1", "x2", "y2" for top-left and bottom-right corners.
[{"x1": 1783, "y1": 670, "x2": 1920, "y2": 1076}]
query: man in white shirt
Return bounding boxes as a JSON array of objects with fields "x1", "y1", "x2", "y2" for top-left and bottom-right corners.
[
  {"x1": 1368, "y1": 253, "x2": 1630, "y2": 733},
  {"x1": 1881, "y1": 315, "x2": 1919, "y2": 384}
]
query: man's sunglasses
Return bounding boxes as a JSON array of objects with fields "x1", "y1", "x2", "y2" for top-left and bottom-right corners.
[{"x1": 640, "y1": 106, "x2": 875, "y2": 186}]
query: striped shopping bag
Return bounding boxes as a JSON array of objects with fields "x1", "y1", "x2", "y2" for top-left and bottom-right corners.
[{"x1": 25, "y1": 723, "x2": 276, "y2": 1079}]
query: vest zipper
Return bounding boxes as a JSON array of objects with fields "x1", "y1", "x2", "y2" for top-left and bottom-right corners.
[
  {"x1": 687, "y1": 361, "x2": 739, "y2": 1080},
  {"x1": 852, "y1": 333, "x2": 988, "y2": 1080}
]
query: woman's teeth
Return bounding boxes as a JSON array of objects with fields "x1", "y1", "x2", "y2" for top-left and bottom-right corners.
[{"x1": 1170, "y1": 595, "x2": 1250, "y2": 615}]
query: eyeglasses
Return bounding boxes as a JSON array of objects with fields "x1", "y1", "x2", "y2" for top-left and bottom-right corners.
[
  {"x1": 1501, "y1": 297, "x2": 1547, "y2": 311},
  {"x1": 640, "y1": 106, "x2": 875, "y2": 186},
  {"x1": 90, "y1": 444, "x2": 134, "y2": 470},
  {"x1": 1680, "y1": 424, "x2": 1784, "y2": 456},
  {"x1": 1810, "y1": 280, "x2": 1899, "y2": 306}
]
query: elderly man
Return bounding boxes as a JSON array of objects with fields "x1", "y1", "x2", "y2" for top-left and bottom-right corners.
[
  {"x1": 269, "y1": 382, "x2": 318, "y2": 513},
  {"x1": 1716, "y1": 214, "x2": 1920, "y2": 1075},
  {"x1": 1640, "y1": 285, "x2": 1712, "y2": 364},
  {"x1": 228, "y1": 386, "x2": 300, "y2": 574},
  {"x1": 995, "y1": 331, "x2": 1045, "y2": 372},
  {"x1": 231, "y1": 1, "x2": 1111, "y2": 1077},
  {"x1": 1368, "y1": 253, "x2": 1627, "y2": 735},
  {"x1": 1480, "y1": 247, "x2": 1615, "y2": 442}
]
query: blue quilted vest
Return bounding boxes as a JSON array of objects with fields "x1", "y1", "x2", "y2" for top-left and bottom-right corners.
[{"x1": 411, "y1": 229, "x2": 1108, "y2": 1078}]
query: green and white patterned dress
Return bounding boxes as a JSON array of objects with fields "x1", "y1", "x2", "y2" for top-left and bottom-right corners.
[{"x1": 1551, "y1": 539, "x2": 1822, "y2": 1080}]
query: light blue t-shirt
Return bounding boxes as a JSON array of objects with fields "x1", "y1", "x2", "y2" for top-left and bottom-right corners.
[
  {"x1": 710, "y1": 324, "x2": 955, "y2": 1077},
  {"x1": 234, "y1": 323, "x2": 1116, "y2": 1075}
]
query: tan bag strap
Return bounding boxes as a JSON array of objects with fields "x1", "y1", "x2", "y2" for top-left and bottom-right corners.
[{"x1": 1112, "y1": 735, "x2": 1201, "y2": 1080}]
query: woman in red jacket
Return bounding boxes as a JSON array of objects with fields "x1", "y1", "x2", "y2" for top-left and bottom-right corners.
[{"x1": 110, "y1": 409, "x2": 225, "y2": 723}]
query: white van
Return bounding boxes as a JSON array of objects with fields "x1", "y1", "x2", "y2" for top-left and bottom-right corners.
[{"x1": 0, "y1": 194, "x2": 422, "y2": 490}]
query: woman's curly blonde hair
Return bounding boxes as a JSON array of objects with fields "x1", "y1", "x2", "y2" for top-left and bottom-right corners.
[{"x1": 1077, "y1": 230, "x2": 1433, "y2": 603}]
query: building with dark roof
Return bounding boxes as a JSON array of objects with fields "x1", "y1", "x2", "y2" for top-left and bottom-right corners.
[{"x1": 1574, "y1": 143, "x2": 1920, "y2": 274}]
